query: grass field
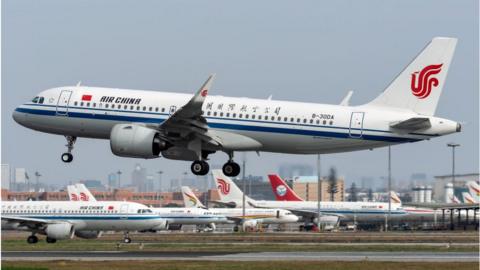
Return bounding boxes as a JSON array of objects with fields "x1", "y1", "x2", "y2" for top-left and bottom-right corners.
[
  {"x1": 2, "y1": 238, "x2": 478, "y2": 252},
  {"x1": 2, "y1": 261, "x2": 479, "y2": 270}
]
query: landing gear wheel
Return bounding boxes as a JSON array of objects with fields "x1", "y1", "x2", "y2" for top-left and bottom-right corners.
[
  {"x1": 222, "y1": 162, "x2": 240, "y2": 177},
  {"x1": 46, "y1": 237, "x2": 57, "y2": 244},
  {"x1": 124, "y1": 237, "x2": 132, "y2": 244},
  {"x1": 27, "y1": 235, "x2": 38, "y2": 244},
  {"x1": 61, "y1": 153, "x2": 73, "y2": 163},
  {"x1": 233, "y1": 226, "x2": 239, "y2": 232},
  {"x1": 191, "y1": 160, "x2": 210, "y2": 176}
]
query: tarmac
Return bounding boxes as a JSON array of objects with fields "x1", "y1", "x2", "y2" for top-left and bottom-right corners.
[{"x1": 2, "y1": 251, "x2": 478, "y2": 262}]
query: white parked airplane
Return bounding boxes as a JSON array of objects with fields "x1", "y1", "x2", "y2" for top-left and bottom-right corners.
[
  {"x1": 213, "y1": 170, "x2": 407, "y2": 224},
  {"x1": 181, "y1": 186, "x2": 299, "y2": 231},
  {"x1": 13, "y1": 37, "x2": 459, "y2": 176},
  {"x1": 1, "y1": 200, "x2": 167, "y2": 244},
  {"x1": 65, "y1": 184, "x2": 228, "y2": 231}
]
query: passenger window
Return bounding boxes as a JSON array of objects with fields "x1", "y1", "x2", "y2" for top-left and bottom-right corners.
[
  {"x1": 284, "y1": 117, "x2": 288, "y2": 121},
  {"x1": 161, "y1": 108, "x2": 165, "y2": 112},
  {"x1": 290, "y1": 118, "x2": 294, "y2": 122},
  {"x1": 252, "y1": 115, "x2": 255, "y2": 119},
  {"x1": 226, "y1": 112, "x2": 230, "y2": 117},
  {"x1": 105, "y1": 104, "x2": 109, "y2": 108},
  {"x1": 303, "y1": 119, "x2": 307, "y2": 123},
  {"x1": 93, "y1": 103, "x2": 96, "y2": 107},
  {"x1": 86, "y1": 103, "x2": 90, "y2": 107},
  {"x1": 155, "y1": 107, "x2": 159, "y2": 112},
  {"x1": 329, "y1": 120, "x2": 333, "y2": 125},
  {"x1": 316, "y1": 119, "x2": 320, "y2": 124},
  {"x1": 117, "y1": 104, "x2": 121, "y2": 109},
  {"x1": 239, "y1": 114, "x2": 243, "y2": 118},
  {"x1": 149, "y1": 107, "x2": 152, "y2": 111},
  {"x1": 124, "y1": 105, "x2": 128, "y2": 109},
  {"x1": 258, "y1": 115, "x2": 262, "y2": 120},
  {"x1": 74, "y1": 101, "x2": 78, "y2": 106},
  {"x1": 278, "y1": 117, "x2": 281, "y2": 121},
  {"x1": 220, "y1": 112, "x2": 223, "y2": 117},
  {"x1": 207, "y1": 111, "x2": 211, "y2": 116},
  {"x1": 130, "y1": 105, "x2": 134, "y2": 110},
  {"x1": 143, "y1": 106, "x2": 146, "y2": 111},
  {"x1": 137, "y1": 106, "x2": 140, "y2": 110},
  {"x1": 271, "y1": 116, "x2": 275, "y2": 121},
  {"x1": 80, "y1": 102, "x2": 84, "y2": 106},
  {"x1": 232, "y1": 113, "x2": 236, "y2": 118},
  {"x1": 213, "y1": 112, "x2": 217, "y2": 116},
  {"x1": 323, "y1": 120, "x2": 327, "y2": 125},
  {"x1": 297, "y1": 118, "x2": 300, "y2": 123},
  {"x1": 245, "y1": 114, "x2": 249, "y2": 119},
  {"x1": 310, "y1": 119, "x2": 313, "y2": 124}
]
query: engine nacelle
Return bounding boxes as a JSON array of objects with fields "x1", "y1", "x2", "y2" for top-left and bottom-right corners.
[
  {"x1": 242, "y1": 219, "x2": 258, "y2": 231},
  {"x1": 45, "y1": 223, "x2": 74, "y2": 240},
  {"x1": 74, "y1": 230, "x2": 103, "y2": 239},
  {"x1": 110, "y1": 124, "x2": 169, "y2": 159}
]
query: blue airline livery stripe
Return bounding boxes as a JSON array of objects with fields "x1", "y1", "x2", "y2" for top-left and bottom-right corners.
[
  {"x1": 24, "y1": 103, "x2": 437, "y2": 137},
  {"x1": 15, "y1": 107, "x2": 422, "y2": 143}
]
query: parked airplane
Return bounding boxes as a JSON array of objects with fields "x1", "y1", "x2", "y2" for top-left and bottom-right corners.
[
  {"x1": 214, "y1": 170, "x2": 407, "y2": 225},
  {"x1": 1, "y1": 200, "x2": 167, "y2": 244},
  {"x1": 13, "y1": 38, "x2": 459, "y2": 176},
  {"x1": 65, "y1": 184, "x2": 228, "y2": 231},
  {"x1": 181, "y1": 186, "x2": 299, "y2": 231},
  {"x1": 467, "y1": 181, "x2": 480, "y2": 203}
]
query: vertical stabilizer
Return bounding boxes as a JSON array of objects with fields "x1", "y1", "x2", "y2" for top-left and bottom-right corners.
[
  {"x1": 181, "y1": 186, "x2": 206, "y2": 208},
  {"x1": 368, "y1": 37, "x2": 457, "y2": 116},
  {"x1": 75, "y1": 184, "x2": 97, "y2": 202},
  {"x1": 211, "y1": 170, "x2": 254, "y2": 206},
  {"x1": 267, "y1": 174, "x2": 304, "y2": 201}
]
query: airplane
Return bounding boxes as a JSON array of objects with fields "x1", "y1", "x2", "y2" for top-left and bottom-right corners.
[
  {"x1": 181, "y1": 185, "x2": 299, "y2": 232},
  {"x1": 467, "y1": 181, "x2": 480, "y2": 203},
  {"x1": 462, "y1": 192, "x2": 477, "y2": 204},
  {"x1": 213, "y1": 170, "x2": 407, "y2": 226},
  {"x1": 13, "y1": 37, "x2": 460, "y2": 177},
  {"x1": 65, "y1": 184, "x2": 228, "y2": 231},
  {"x1": 1, "y1": 200, "x2": 167, "y2": 244}
]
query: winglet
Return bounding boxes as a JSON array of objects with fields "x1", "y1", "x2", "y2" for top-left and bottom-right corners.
[
  {"x1": 339, "y1": 91, "x2": 353, "y2": 106},
  {"x1": 196, "y1": 73, "x2": 216, "y2": 100}
]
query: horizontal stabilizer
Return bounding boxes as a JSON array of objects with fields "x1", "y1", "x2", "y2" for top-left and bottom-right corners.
[{"x1": 390, "y1": 117, "x2": 431, "y2": 131}]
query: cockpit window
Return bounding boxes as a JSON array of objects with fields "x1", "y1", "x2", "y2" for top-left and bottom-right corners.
[
  {"x1": 38, "y1": 97, "x2": 44, "y2": 104},
  {"x1": 31, "y1": 96, "x2": 40, "y2": 103}
]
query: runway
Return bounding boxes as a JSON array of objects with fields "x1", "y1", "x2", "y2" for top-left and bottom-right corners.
[{"x1": 2, "y1": 251, "x2": 478, "y2": 262}]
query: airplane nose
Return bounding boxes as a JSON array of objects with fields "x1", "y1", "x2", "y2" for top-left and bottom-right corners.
[{"x1": 12, "y1": 108, "x2": 22, "y2": 124}]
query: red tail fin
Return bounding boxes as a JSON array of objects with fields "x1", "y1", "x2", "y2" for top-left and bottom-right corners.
[{"x1": 267, "y1": 174, "x2": 304, "y2": 201}]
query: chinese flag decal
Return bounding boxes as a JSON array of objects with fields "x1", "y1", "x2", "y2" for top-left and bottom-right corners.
[{"x1": 82, "y1": 95, "x2": 92, "y2": 101}]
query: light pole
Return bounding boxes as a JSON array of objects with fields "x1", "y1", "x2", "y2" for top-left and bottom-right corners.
[
  {"x1": 386, "y1": 146, "x2": 392, "y2": 232},
  {"x1": 317, "y1": 154, "x2": 321, "y2": 231},
  {"x1": 116, "y1": 170, "x2": 122, "y2": 189},
  {"x1": 242, "y1": 152, "x2": 247, "y2": 220},
  {"x1": 447, "y1": 143, "x2": 460, "y2": 193},
  {"x1": 157, "y1": 171, "x2": 163, "y2": 205}
]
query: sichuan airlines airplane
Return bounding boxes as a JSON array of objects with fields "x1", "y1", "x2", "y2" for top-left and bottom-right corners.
[{"x1": 13, "y1": 37, "x2": 460, "y2": 176}]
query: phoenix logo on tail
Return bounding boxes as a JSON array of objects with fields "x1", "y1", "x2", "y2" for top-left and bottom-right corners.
[
  {"x1": 71, "y1": 193, "x2": 79, "y2": 201},
  {"x1": 217, "y1": 178, "x2": 230, "y2": 195},
  {"x1": 411, "y1": 63, "x2": 443, "y2": 99},
  {"x1": 184, "y1": 192, "x2": 198, "y2": 206},
  {"x1": 79, "y1": 192, "x2": 89, "y2": 201}
]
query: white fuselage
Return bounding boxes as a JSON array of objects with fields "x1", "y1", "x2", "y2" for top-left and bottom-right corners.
[
  {"x1": 205, "y1": 208, "x2": 299, "y2": 224},
  {"x1": 152, "y1": 207, "x2": 229, "y2": 225},
  {"x1": 13, "y1": 87, "x2": 459, "y2": 155},
  {"x1": 1, "y1": 201, "x2": 165, "y2": 231}
]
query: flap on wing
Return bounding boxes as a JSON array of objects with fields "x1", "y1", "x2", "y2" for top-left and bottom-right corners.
[
  {"x1": 390, "y1": 117, "x2": 431, "y2": 131},
  {"x1": 207, "y1": 130, "x2": 262, "y2": 150}
]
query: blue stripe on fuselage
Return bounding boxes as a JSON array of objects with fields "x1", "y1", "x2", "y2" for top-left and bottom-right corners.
[{"x1": 15, "y1": 107, "x2": 423, "y2": 143}]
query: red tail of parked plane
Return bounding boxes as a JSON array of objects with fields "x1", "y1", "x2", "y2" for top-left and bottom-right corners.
[{"x1": 267, "y1": 174, "x2": 304, "y2": 201}]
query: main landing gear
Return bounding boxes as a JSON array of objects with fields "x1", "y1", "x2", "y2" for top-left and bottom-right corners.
[
  {"x1": 123, "y1": 232, "x2": 132, "y2": 243},
  {"x1": 189, "y1": 152, "x2": 241, "y2": 177},
  {"x1": 61, "y1": 136, "x2": 76, "y2": 163},
  {"x1": 27, "y1": 234, "x2": 38, "y2": 244}
]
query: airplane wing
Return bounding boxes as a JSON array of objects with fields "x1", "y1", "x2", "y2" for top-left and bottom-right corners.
[
  {"x1": 208, "y1": 200, "x2": 238, "y2": 208},
  {"x1": 390, "y1": 117, "x2": 431, "y2": 131},
  {"x1": 157, "y1": 74, "x2": 221, "y2": 148},
  {"x1": 1, "y1": 216, "x2": 57, "y2": 230}
]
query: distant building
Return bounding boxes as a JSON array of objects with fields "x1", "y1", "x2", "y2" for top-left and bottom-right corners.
[
  {"x1": 1, "y1": 164, "x2": 11, "y2": 190},
  {"x1": 80, "y1": 179, "x2": 106, "y2": 191},
  {"x1": 132, "y1": 164, "x2": 147, "y2": 192},
  {"x1": 433, "y1": 173, "x2": 479, "y2": 202},
  {"x1": 233, "y1": 175, "x2": 274, "y2": 200},
  {"x1": 292, "y1": 176, "x2": 345, "y2": 201}
]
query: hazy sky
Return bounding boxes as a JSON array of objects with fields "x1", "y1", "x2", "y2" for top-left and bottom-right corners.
[{"x1": 2, "y1": 0, "x2": 479, "y2": 188}]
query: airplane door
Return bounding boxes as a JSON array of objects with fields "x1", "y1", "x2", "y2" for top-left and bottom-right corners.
[
  {"x1": 56, "y1": 90, "x2": 72, "y2": 116},
  {"x1": 120, "y1": 204, "x2": 128, "y2": 219},
  {"x1": 349, "y1": 112, "x2": 364, "y2": 138},
  {"x1": 169, "y1": 105, "x2": 177, "y2": 115}
]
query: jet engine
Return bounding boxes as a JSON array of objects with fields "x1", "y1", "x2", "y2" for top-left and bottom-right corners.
[
  {"x1": 110, "y1": 124, "x2": 170, "y2": 158},
  {"x1": 150, "y1": 220, "x2": 169, "y2": 231},
  {"x1": 74, "y1": 230, "x2": 103, "y2": 239},
  {"x1": 44, "y1": 223, "x2": 74, "y2": 240}
]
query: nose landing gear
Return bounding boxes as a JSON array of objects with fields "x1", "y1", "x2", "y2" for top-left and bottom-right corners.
[
  {"x1": 27, "y1": 234, "x2": 38, "y2": 244},
  {"x1": 61, "y1": 136, "x2": 76, "y2": 163}
]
